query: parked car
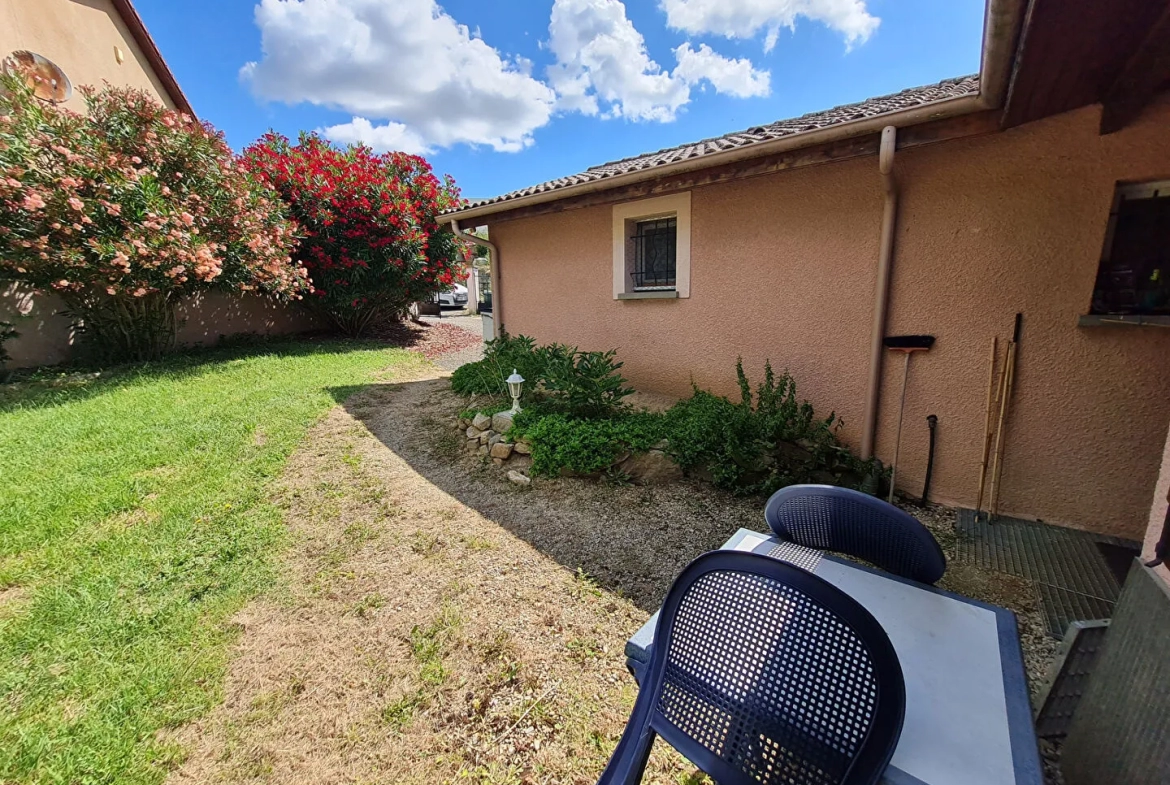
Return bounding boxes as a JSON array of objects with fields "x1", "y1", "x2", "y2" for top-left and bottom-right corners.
[{"x1": 437, "y1": 283, "x2": 469, "y2": 308}]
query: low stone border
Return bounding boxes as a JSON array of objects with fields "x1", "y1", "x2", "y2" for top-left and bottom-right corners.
[{"x1": 454, "y1": 410, "x2": 685, "y2": 487}]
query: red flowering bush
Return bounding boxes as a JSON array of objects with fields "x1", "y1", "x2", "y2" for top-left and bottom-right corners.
[
  {"x1": 242, "y1": 132, "x2": 466, "y2": 336},
  {"x1": 0, "y1": 75, "x2": 308, "y2": 361}
]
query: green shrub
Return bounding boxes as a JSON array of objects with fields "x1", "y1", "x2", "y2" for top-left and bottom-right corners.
[
  {"x1": 450, "y1": 332, "x2": 546, "y2": 397},
  {"x1": 540, "y1": 347, "x2": 633, "y2": 418},
  {"x1": 456, "y1": 349, "x2": 881, "y2": 497},
  {"x1": 451, "y1": 333, "x2": 632, "y2": 418},
  {"x1": 514, "y1": 411, "x2": 666, "y2": 477},
  {"x1": 665, "y1": 359, "x2": 883, "y2": 495}
]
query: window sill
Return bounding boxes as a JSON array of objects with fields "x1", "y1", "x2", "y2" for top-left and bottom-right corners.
[
  {"x1": 617, "y1": 290, "x2": 679, "y2": 300},
  {"x1": 1077, "y1": 314, "x2": 1170, "y2": 328}
]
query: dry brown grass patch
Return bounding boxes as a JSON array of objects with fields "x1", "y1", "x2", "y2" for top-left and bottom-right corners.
[{"x1": 169, "y1": 369, "x2": 1055, "y2": 785}]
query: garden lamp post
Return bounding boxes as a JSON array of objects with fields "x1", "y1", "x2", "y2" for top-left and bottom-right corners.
[{"x1": 506, "y1": 369, "x2": 525, "y2": 414}]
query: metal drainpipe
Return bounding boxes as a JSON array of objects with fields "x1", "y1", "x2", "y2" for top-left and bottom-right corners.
[
  {"x1": 449, "y1": 219, "x2": 500, "y2": 337},
  {"x1": 860, "y1": 126, "x2": 899, "y2": 460}
]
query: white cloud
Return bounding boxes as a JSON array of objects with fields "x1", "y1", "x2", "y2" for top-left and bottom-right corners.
[
  {"x1": 673, "y1": 43, "x2": 770, "y2": 98},
  {"x1": 660, "y1": 0, "x2": 880, "y2": 52},
  {"x1": 547, "y1": 0, "x2": 688, "y2": 122},
  {"x1": 318, "y1": 118, "x2": 430, "y2": 155},
  {"x1": 547, "y1": 0, "x2": 770, "y2": 122},
  {"x1": 240, "y1": 0, "x2": 557, "y2": 153}
]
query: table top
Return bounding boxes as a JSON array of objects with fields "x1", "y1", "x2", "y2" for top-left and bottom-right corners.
[{"x1": 625, "y1": 528, "x2": 1043, "y2": 785}]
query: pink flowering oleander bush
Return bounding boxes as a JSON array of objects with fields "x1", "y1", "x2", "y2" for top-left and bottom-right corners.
[{"x1": 0, "y1": 74, "x2": 309, "y2": 361}]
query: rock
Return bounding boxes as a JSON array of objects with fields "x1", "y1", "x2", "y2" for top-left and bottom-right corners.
[
  {"x1": 466, "y1": 426, "x2": 483, "y2": 440},
  {"x1": 512, "y1": 441, "x2": 532, "y2": 455},
  {"x1": 472, "y1": 412, "x2": 492, "y2": 431},
  {"x1": 488, "y1": 433, "x2": 504, "y2": 448},
  {"x1": 507, "y1": 470, "x2": 531, "y2": 486},
  {"x1": 489, "y1": 442, "x2": 514, "y2": 460},
  {"x1": 689, "y1": 464, "x2": 714, "y2": 484},
  {"x1": 776, "y1": 440, "x2": 815, "y2": 464},
  {"x1": 517, "y1": 434, "x2": 533, "y2": 445},
  {"x1": 613, "y1": 450, "x2": 631, "y2": 465},
  {"x1": 492, "y1": 457, "x2": 504, "y2": 466},
  {"x1": 651, "y1": 439, "x2": 669, "y2": 450},
  {"x1": 459, "y1": 417, "x2": 472, "y2": 428},
  {"x1": 491, "y1": 410, "x2": 515, "y2": 434},
  {"x1": 620, "y1": 449, "x2": 683, "y2": 485},
  {"x1": 479, "y1": 430, "x2": 494, "y2": 445},
  {"x1": 464, "y1": 439, "x2": 480, "y2": 452},
  {"x1": 478, "y1": 445, "x2": 489, "y2": 455}
]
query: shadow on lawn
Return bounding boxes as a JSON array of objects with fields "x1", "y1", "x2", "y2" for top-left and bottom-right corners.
[
  {"x1": 0, "y1": 336, "x2": 395, "y2": 412},
  {"x1": 333, "y1": 377, "x2": 766, "y2": 614}
]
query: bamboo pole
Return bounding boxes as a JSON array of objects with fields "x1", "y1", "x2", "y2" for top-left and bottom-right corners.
[
  {"x1": 988, "y1": 314, "x2": 1023, "y2": 519},
  {"x1": 974, "y1": 336, "x2": 999, "y2": 516}
]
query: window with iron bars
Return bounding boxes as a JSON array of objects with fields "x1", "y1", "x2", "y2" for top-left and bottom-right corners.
[{"x1": 631, "y1": 217, "x2": 677, "y2": 290}]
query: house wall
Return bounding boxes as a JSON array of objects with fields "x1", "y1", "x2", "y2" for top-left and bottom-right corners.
[
  {"x1": 489, "y1": 99, "x2": 1170, "y2": 540},
  {"x1": 0, "y1": 0, "x2": 175, "y2": 112},
  {"x1": 0, "y1": 0, "x2": 323, "y2": 367}
]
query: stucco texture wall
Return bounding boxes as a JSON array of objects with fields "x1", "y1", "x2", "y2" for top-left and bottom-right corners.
[
  {"x1": 490, "y1": 100, "x2": 1170, "y2": 540},
  {"x1": 0, "y1": 286, "x2": 327, "y2": 368},
  {"x1": 0, "y1": 0, "x2": 175, "y2": 112}
]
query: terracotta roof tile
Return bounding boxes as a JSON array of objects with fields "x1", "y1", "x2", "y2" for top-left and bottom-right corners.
[{"x1": 446, "y1": 75, "x2": 978, "y2": 216}]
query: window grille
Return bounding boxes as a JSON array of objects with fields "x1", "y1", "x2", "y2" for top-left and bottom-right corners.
[
  {"x1": 1092, "y1": 183, "x2": 1170, "y2": 316},
  {"x1": 631, "y1": 217, "x2": 677, "y2": 290}
]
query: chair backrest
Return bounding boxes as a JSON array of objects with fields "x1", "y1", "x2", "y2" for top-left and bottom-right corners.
[
  {"x1": 764, "y1": 485, "x2": 946, "y2": 585},
  {"x1": 598, "y1": 551, "x2": 905, "y2": 785}
]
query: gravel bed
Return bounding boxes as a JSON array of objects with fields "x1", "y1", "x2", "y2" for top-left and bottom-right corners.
[{"x1": 418, "y1": 313, "x2": 485, "y2": 371}]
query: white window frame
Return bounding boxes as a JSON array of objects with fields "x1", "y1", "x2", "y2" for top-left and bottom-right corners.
[{"x1": 612, "y1": 192, "x2": 691, "y2": 300}]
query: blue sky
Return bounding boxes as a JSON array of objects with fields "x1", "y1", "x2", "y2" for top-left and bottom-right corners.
[{"x1": 135, "y1": 0, "x2": 985, "y2": 200}]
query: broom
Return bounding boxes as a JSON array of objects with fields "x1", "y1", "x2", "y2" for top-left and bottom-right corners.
[{"x1": 883, "y1": 335, "x2": 935, "y2": 503}]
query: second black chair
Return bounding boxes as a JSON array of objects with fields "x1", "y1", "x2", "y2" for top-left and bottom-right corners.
[{"x1": 764, "y1": 484, "x2": 946, "y2": 585}]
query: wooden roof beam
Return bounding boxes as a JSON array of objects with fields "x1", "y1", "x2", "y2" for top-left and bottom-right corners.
[{"x1": 1100, "y1": 3, "x2": 1170, "y2": 135}]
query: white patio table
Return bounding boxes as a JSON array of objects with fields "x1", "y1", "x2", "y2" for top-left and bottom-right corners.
[{"x1": 625, "y1": 528, "x2": 1044, "y2": 785}]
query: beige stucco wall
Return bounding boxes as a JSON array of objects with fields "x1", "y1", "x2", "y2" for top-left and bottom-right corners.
[
  {"x1": 490, "y1": 99, "x2": 1170, "y2": 540},
  {"x1": 0, "y1": 286, "x2": 326, "y2": 368},
  {"x1": 0, "y1": 0, "x2": 176, "y2": 112}
]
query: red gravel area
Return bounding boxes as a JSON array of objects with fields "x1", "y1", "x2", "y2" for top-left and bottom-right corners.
[{"x1": 373, "y1": 320, "x2": 482, "y2": 360}]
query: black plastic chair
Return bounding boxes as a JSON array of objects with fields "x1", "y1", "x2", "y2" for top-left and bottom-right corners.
[
  {"x1": 598, "y1": 551, "x2": 905, "y2": 785},
  {"x1": 764, "y1": 485, "x2": 946, "y2": 585}
]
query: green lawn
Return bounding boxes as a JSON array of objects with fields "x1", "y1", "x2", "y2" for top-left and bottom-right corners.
[{"x1": 0, "y1": 340, "x2": 425, "y2": 784}]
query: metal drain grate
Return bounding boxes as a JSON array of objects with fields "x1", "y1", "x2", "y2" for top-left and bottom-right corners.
[{"x1": 956, "y1": 509, "x2": 1139, "y2": 636}]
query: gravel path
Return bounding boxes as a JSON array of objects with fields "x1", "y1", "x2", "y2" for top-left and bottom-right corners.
[{"x1": 419, "y1": 313, "x2": 485, "y2": 372}]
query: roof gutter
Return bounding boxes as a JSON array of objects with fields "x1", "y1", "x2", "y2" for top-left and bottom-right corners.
[
  {"x1": 445, "y1": 0, "x2": 1025, "y2": 225},
  {"x1": 450, "y1": 220, "x2": 501, "y2": 338}
]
